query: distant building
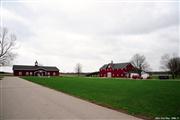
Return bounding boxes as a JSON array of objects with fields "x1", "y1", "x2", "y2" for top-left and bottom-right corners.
[
  {"x1": 13, "y1": 61, "x2": 59, "y2": 76},
  {"x1": 147, "y1": 71, "x2": 171, "y2": 76},
  {"x1": 147, "y1": 71, "x2": 171, "y2": 79},
  {"x1": 86, "y1": 71, "x2": 99, "y2": 77},
  {"x1": 99, "y1": 61, "x2": 140, "y2": 78}
]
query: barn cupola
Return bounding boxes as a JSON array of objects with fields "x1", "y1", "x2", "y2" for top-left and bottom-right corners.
[{"x1": 35, "y1": 60, "x2": 38, "y2": 66}]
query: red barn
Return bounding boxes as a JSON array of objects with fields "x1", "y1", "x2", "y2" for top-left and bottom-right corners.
[
  {"x1": 99, "y1": 61, "x2": 139, "y2": 78},
  {"x1": 13, "y1": 61, "x2": 59, "y2": 76}
]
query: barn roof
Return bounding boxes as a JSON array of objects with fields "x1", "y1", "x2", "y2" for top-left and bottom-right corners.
[
  {"x1": 100, "y1": 62, "x2": 131, "y2": 70},
  {"x1": 13, "y1": 65, "x2": 59, "y2": 71}
]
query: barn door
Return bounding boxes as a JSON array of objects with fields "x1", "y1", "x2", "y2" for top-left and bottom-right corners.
[{"x1": 107, "y1": 72, "x2": 112, "y2": 78}]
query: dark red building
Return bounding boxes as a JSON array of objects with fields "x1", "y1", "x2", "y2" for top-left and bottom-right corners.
[
  {"x1": 99, "y1": 61, "x2": 138, "y2": 78},
  {"x1": 13, "y1": 61, "x2": 59, "y2": 76}
]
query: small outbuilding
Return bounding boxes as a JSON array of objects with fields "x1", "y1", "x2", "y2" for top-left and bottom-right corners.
[{"x1": 13, "y1": 61, "x2": 59, "y2": 76}]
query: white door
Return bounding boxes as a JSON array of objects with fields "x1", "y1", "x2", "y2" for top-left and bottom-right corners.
[{"x1": 107, "y1": 72, "x2": 112, "y2": 78}]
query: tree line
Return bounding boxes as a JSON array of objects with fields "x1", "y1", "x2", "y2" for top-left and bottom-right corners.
[{"x1": 131, "y1": 53, "x2": 180, "y2": 79}]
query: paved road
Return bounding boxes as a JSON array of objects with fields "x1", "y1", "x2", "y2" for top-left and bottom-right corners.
[{"x1": 0, "y1": 77, "x2": 142, "y2": 120}]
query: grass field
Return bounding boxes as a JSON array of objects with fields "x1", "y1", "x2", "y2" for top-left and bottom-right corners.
[{"x1": 22, "y1": 76, "x2": 180, "y2": 119}]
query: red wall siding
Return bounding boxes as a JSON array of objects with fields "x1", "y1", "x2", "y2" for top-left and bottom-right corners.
[
  {"x1": 99, "y1": 64, "x2": 135, "y2": 78},
  {"x1": 13, "y1": 70, "x2": 59, "y2": 76}
]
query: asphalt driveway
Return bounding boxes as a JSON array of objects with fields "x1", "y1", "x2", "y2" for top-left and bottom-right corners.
[{"x1": 0, "y1": 77, "x2": 142, "y2": 120}]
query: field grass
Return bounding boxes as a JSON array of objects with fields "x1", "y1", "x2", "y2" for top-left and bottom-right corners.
[{"x1": 22, "y1": 76, "x2": 180, "y2": 119}]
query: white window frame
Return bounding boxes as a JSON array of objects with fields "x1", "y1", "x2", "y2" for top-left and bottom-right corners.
[
  {"x1": 19, "y1": 72, "x2": 22, "y2": 76},
  {"x1": 26, "y1": 72, "x2": 29, "y2": 76},
  {"x1": 53, "y1": 72, "x2": 56, "y2": 76}
]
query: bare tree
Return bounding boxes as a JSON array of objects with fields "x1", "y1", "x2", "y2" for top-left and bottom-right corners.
[
  {"x1": 75, "y1": 63, "x2": 82, "y2": 76},
  {"x1": 160, "y1": 54, "x2": 180, "y2": 79},
  {"x1": 160, "y1": 54, "x2": 170, "y2": 71},
  {"x1": 130, "y1": 53, "x2": 150, "y2": 77},
  {"x1": 0, "y1": 27, "x2": 16, "y2": 66}
]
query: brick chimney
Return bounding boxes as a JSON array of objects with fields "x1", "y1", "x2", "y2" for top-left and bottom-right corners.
[{"x1": 111, "y1": 60, "x2": 113, "y2": 65}]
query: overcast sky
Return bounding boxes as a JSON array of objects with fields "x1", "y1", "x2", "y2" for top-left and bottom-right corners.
[{"x1": 0, "y1": 0, "x2": 179, "y2": 72}]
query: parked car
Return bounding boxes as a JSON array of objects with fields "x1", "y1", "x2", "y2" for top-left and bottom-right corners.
[{"x1": 159, "y1": 75, "x2": 169, "y2": 79}]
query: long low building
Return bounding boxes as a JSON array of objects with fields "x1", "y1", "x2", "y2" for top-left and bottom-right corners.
[{"x1": 13, "y1": 61, "x2": 59, "y2": 76}]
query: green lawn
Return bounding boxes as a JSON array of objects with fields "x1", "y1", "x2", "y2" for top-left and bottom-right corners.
[{"x1": 22, "y1": 76, "x2": 180, "y2": 119}]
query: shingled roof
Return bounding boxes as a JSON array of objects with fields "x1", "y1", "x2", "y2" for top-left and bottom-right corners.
[
  {"x1": 100, "y1": 62, "x2": 131, "y2": 70},
  {"x1": 13, "y1": 65, "x2": 59, "y2": 71}
]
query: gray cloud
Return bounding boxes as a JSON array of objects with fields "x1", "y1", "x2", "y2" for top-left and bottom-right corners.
[{"x1": 1, "y1": 0, "x2": 179, "y2": 72}]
